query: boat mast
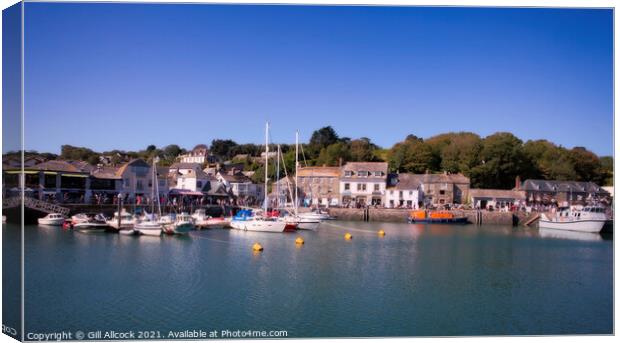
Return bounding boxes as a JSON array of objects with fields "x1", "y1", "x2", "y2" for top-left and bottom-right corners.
[
  {"x1": 154, "y1": 157, "x2": 161, "y2": 217},
  {"x1": 295, "y1": 130, "x2": 299, "y2": 216},
  {"x1": 264, "y1": 122, "x2": 269, "y2": 213},
  {"x1": 276, "y1": 144, "x2": 281, "y2": 209}
]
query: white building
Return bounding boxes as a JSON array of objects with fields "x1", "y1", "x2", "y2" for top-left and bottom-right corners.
[
  {"x1": 216, "y1": 171, "x2": 264, "y2": 203},
  {"x1": 178, "y1": 144, "x2": 210, "y2": 164},
  {"x1": 174, "y1": 169, "x2": 211, "y2": 193},
  {"x1": 339, "y1": 162, "x2": 388, "y2": 207},
  {"x1": 385, "y1": 173, "x2": 422, "y2": 209},
  {"x1": 116, "y1": 159, "x2": 168, "y2": 202}
]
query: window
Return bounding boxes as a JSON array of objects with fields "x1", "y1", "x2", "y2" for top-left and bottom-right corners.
[
  {"x1": 357, "y1": 183, "x2": 367, "y2": 191},
  {"x1": 409, "y1": 191, "x2": 413, "y2": 195},
  {"x1": 374, "y1": 171, "x2": 382, "y2": 177},
  {"x1": 358, "y1": 171, "x2": 369, "y2": 177},
  {"x1": 345, "y1": 171, "x2": 353, "y2": 177},
  {"x1": 123, "y1": 178, "x2": 130, "y2": 188},
  {"x1": 399, "y1": 191, "x2": 403, "y2": 198},
  {"x1": 344, "y1": 183, "x2": 350, "y2": 191},
  {"x1": 374, "y1": 184, "x2": 380, "y2": 192},
  {"x1": 439, "y1": 190, "x2": 445, "y2": 195},
  {"x1": 136, "y1": 180, "x2": 144, "y2": 190},
  {"x1": 197, "y1": 181, "x2": 202, "y2": 188}
]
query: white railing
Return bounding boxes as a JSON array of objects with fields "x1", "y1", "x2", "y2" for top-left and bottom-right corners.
[{"x1": 2, "y1": 196, "x2": 70, "y2": 216}]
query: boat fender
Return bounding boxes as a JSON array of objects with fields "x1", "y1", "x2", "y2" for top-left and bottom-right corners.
[
  {"x1": 344, "y1": 232, "x2": 353, "y2": 240},
  {"x1": 252, "y1": 243, "x2": 263, "y2": 252},
  {"x1": 378, "y1": 230, "x2": 386, "y2": 237},
  {"x1": 295, "y1": 237, "x2": 305, "y2": 245}
]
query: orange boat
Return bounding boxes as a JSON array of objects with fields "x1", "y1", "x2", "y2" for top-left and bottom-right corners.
[{"x1": 407, "y1": 210, "x2": 468, "y2": 224}]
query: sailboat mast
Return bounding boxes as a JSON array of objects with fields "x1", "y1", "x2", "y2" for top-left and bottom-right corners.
[
  {"x1": 295, "y1": 130, "x2": 299, "y2": 216},
  {"x1": 276, "y1": 144, "x2": 281, "y2": 209},
  {"x1": 264, "y1": 122, "x2": 269, "y2": 213}
]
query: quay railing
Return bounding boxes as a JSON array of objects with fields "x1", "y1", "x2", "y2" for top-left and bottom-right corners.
[{"x1": 2, "y1": 196, "x2": 71, "y2": 216}]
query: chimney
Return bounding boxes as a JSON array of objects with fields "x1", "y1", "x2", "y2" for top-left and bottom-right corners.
[
  {"x1": 515, "y1": 176, "x2": 521, "y2": 190},
  {"x1": 338, "y1": 157, "x2": 343, "y2": 167}
]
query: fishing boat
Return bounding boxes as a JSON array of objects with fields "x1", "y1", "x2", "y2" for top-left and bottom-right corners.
[
  {"x1": 539, "y1": 206, "x2": 607, "y2": 233},
  {"x1": 230, "y1": 122, "x2": 289, "y2": 233},
  {"x1": 134, "y1": 158, "x2": 164, "y2": 236},
  {"x1": 73, "y1": 213, "x2": 109, "y2": 233},
  {"x1": 165, "y1": 212, "x2": 194, "y2": 234},
  {"x1": 106, "y1": 209, "x2": 137, "y2": 230},
  {"x1": 38, "y1": 213, "x2": 67, "y2": 226},
  {"x1": 407, "y1": 210, "x2": 468, "y2": 224}
]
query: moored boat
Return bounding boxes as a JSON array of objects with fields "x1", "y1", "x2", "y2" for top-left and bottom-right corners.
[
  {"x1": 38, "y1": 213, "x2": 67, "y2": 226},
  {"x1": 407, "y1": 210, "x2": 468, "y2": 224},
  {"x1": 106, "y1": 209, "x2": 137, "y2": 230},
  {"x1": 538, "y1": 206, "x2": 607, "y2": 233},
  {"x1": 73, "y1": 213, "x2": 110, "y2": 233}
]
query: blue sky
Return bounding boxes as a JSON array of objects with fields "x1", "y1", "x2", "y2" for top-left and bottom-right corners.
[{"x1": 22, "y1": 3, "x2": 613, "y2": 155}]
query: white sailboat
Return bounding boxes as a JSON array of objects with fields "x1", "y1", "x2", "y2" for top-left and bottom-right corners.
[
  {"x1": 134, "y1": 158, "x2": 163, "y2": 236},
  {"x1": 230, "y1": 122, "x2": 289, "y2": 233},
  {"x1": 292, "y1": 131, "x2": 321, "y2": 230}
]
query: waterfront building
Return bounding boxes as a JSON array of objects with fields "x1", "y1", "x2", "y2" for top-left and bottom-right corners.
[
  {"x1": 517, "y1": 179, "x2": 610, "y2": 206},
  {"x1": 469, "y1": 189, "x2": 526, "y2": 211},
  {"x1": 216, "y1": 170, "x2": 264, "y2": 205},
  {"x1": 177, "y1": 144, "x2": 213, "y2": 164},
  {"x1": 90, "y1": 166, "x2": 122, "y2": 203},
  {"x1": 417, "y1": 172, "x2": 470, "y2": 206},
  {"x1": 115, "y1": 159, "x2": 154, "y2": 203},
  {"x1": 169, "y1": 162, "x2": 203, "y2": 176},
  {"x1": 173, "y1": 168, "x2": 211, "y2": 193},
  {"x1": 2, "y1": 160, "x2": 92, "y2": 203},
  {"x1": 339, "y1": 162, "x2": 388, "y2": 207},
  {"x1": 297, "y1": 166, "x2": 341, "y2": 207},
  {"x1": 385, "y1": 173, "x2": 422, "y2": 209}
]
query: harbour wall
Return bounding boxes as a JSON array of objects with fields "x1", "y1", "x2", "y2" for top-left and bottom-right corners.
[{"x1": 326, "y1": 208, "x2": 519, "y2": 226}]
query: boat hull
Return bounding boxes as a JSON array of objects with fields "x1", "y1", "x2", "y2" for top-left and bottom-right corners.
[
  {"x1": 37, "y1": 218, "x2": 65, "y2": 226},
  {"x1": 408, "y1": 217, "x2": 468, "y2": 224},
  {"x1": 538, "y1": 219, "x2": 605, "y2": 233},
  {"x1": 230, "y1": 220, "x2": 289, "y2": 233},
  {"x1": 296, "y1": 220, "x2": 320, "y2": 231}
]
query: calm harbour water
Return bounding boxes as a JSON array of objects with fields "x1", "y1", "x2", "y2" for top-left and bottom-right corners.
[{"x1": 6, "y1": 221, "x2": 614, "y2": 337}]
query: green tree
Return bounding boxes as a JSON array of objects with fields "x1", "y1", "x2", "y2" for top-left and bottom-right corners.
[
  {"x1": 569, "y1": 147, "x2": 602, "y2": 182},
  {"x1": 316, "y1": 142, "x2": 351, "y2": 166},
  {"x1": 350, "y1": 137, "x2": 377, "y2": 162},
  {"x1": 308, "y1": 126, "x2": 339, "y2": 157},
  {"x1": 469, "y1": 132, "x2": 529, "y2": 189},
  {"x1": 210, "y1": 139, "x2": 238, "y2": 160},
  {"x1": 388, "y1": 136, "x2": 435, "y2": 173}
]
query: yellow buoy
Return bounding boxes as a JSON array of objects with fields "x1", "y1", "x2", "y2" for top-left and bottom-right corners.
[
  {"x1": 344, "y1": 232, "x2": 353, "y2": 240},
  {"x1": 252, "y1": 242, "x2": 263, "y2": 251},
  {"x1": 378, "y1": 230, "x2": 386, "y2": 236},
  {"x1": 295, "y1": 237, "x2": 305, "y2": 245}
]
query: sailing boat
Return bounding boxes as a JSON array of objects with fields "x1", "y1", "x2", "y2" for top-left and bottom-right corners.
[
  {"x1": 134, "y1": 157, "x2": 164, "y2": 236},
  {"x1": 291, "y1": 131, "x2": 321, "y2": 230},
  {"x1": 229, "y1": 122, "x2": 291, "y2": 233}
]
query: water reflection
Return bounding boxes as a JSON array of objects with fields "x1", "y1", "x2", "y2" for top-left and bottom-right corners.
[{"x1": 538, "y1": 228, "x2": 608, "y2": 242}]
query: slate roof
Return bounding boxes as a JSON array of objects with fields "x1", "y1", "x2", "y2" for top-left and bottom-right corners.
[
  {"x1": 30, "y1": 160, "x2": 89, "y2": 173},
  {"x1": 297, "y1": 166, "x2": 341, "y2": 178},
  {"x1": 91, "y1": 166, "x2": 121, "y2": 179},
  {"x1": 469, "y1": 189, "x2": 526, "y2": 200},
  {"x1": 520, "y1": 179, "x2": 608, "y2": 195},
  {"x1": 169, "y1": 162, "x2": 202, "y2": 170}
]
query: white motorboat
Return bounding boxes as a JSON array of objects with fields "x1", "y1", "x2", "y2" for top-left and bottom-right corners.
[
  {"x1": 106, "y1": 210, "x2": 136, "y2": 230},
  {"x1": 38, "y1": 213, "x2": 66, "y2": 226},
  {"x1": 70, "y1": 213, "x2": 91, "y2": 225},
  {"x1": 230, "y1": 216, "x2": 290, "y2": 232},
  {"x1": 539, "y1": 206, "x2": 608, "y2": 233},
  {"x1": 73, "y1": 214, "x2": 109, "y2": 233}
]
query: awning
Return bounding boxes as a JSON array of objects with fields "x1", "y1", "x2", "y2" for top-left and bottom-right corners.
[
  {"x1": 44, "y1": 171, "x2": 57, "y2": 175},
  {"x1": 169, "y1": 189, "x2": 203, "y2": 196},
  {"x1": 4, "y1": 170, "x2": 38, "y2": 174},
  {"x1": 61, "y1": 173, "x2": 88, "y2": 178}
]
